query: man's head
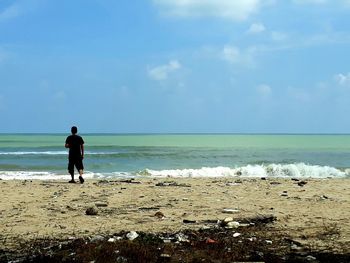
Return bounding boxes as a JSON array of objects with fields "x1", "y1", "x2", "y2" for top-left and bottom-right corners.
[{"x1": 71, "y1": 126, "x2": 78, "y2": 134}]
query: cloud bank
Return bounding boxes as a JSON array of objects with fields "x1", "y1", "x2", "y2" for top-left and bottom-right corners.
[
  {"x1": 148, "y1": 60, "x2": 181, "y2": 81},
  {"x1": 153, "y1": 0, "x2": 261, "y2": 20},
  {"x1": 335, "y1": 73, "x2": 350, "y2": 87}
]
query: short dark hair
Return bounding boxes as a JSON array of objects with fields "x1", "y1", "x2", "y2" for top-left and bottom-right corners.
[{"x1": 71, "y1": 126, "x2": 78, "y2": 134}]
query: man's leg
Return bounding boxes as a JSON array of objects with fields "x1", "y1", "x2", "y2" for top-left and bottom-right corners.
[
  {"x1": 77, "y1": 159, "x2": 84, "y2": 184},
  {"x1": 68, "y1": 160, "x2": 76, "y2": 183}
]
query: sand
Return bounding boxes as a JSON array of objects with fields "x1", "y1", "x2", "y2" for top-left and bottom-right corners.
[{"x1": 0, "y1": 177, "x2": 349, "y2": 252}]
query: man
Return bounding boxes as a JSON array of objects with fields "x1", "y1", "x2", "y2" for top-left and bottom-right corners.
[{"x1": 65, "y1": 126, "x2": 85, "y2": 183}]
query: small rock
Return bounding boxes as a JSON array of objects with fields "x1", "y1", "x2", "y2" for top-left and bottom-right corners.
[
  {"x1": 265, "y1": 240, "x2": 273, "y2": 244},
  {"x1": 248, "y1": 237, "x2": 257, "y2": 242},
  {"x1": 306, "y1": 255, "x2": 317, "y2": 261},
  {"x1": 222, "y1": 208, "x2": 239, "y2": 214},
  {"x1": 205, "y1": 238, "x2": 217, "y2": 244},
  {"x1": 281, "y1": 191, "x2": 288, "y2": 197},
  {"x1": 183, "y1": 219, "x2": 196, "y2": 224},
  {"x1": 225, "y1": 221, "x2": 240, "y2": 229},
  {"x1": 223, "y1": 217, "x2": 234, "y2": 223},
  {"x1": 86, "y1": 206, "x2": 98, "y2": 215},
  {"x1": 233, "y1": 233, "x2": 241, "y2": 238},
  {"x1": 95, "y1": 202, "x2": 108, "y2": 207},
  {"x1": 160, "y1": 254, "x2": 171, "y2": 259},
  {"x1": 154, "y1": 211, "x2": 165, "y2": 218},
  {"x1": 108, "y1": 238, "x2": 115, "y2": 242},
  {"x1": 90, "y1": 235, "x2": 104, "y2": 242},
  {"x1": 270, "y1": 181, "x2": 281, "y2": 185},
  {"x1": 291, "y1": 244, "x2": 303, "y2": 251},
  {"x1": 176, "y1": 233, "x2": 189, "y2": 242},
  {"x1": 126, "y1": 231, "x2": 139, "y2": 240},
  {"x1": 298, "y1": 181, "x2": 307, "y2": 187}
]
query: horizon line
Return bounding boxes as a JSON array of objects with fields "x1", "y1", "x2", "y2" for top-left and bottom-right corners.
[{"x1": 1, "y1": 132, "x2": 350, "y2": 136}]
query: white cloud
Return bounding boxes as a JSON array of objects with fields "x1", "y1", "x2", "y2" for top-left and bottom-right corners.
[
  {"x1": 0, "y1": 2, "x2": 22, "y2": 22},
  {"x1": 148, "y1": 60, "x2": 181, "y2": 81},
  {"x1": 222, "y1": 46, "x2": 240, "y2": 63},
  {"x1": 221, "y1": 45, "x2": 256, "y2": 67},
  {"x1": 293, "y1": 0, "x2": 327, "y2": 4},
  {"x1": 247, "y1": 23, "x2": 266, "y2": 34},
  {"x1": 334, "y1": 73, "x2": 350, "y2": 87},
  {"x1": 153, "y1": 0, "x2": 261, "y2": 20},
  {"x1": 257, "y1": 84, "x2": 272, "y2": 97}
]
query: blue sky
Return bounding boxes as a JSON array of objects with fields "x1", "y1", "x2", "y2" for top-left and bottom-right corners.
[{"x1": 1, "y1": 0, "x2": 350, "y2": 133}]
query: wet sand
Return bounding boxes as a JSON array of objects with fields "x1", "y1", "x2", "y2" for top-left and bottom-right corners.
[{"x1": 0, "y1": 177, "x2": 349, "y2": 252}]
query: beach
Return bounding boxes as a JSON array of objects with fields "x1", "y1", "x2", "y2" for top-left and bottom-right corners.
[{"x1": 1, "y1": 177, "x2": 349, "y2": 255}]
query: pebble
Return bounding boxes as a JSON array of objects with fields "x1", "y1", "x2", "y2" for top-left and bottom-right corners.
[
  {"x1": 222, "y1": 208, "x2": 239, "y2": 214},
  {"x1": 86, "y1": 206, "x2": 98, "y2": 216},
  {"x1": 176, "y1": 233, "x2": 189, "y2": 242},
  {"x1": 95, "y1": 202, "x2": 108, "y2": 207},
  {"x1": 233, "y1": 233, "x2": 241, "y2": 238},
  {"x1": 225, "y1": 221, "x2": 240, "y2": 229},
  {"x1": 183, "y1": 219, "x2": 196, "y2": 224},
  {"x1": 306, "y1": 255, "x2": 317, "y2": 261},
  {"x1": 154, "y1": 211, "x2": 165, "y2": 218},
  {"x1": 223, "y1": 217, "x2": 234, "y2": 223},
  {"x1": 108, "y1": 238, "x2": 115, "y2": 242},
  {"x1": 90, "y1": 235, "x2": 104, "y2": 242},
  {"x1": 126, "y1": 231, "x2": 139, "y2": 240},
  {"x1": 291, "y1": 244, "x2": 303, "y2": 251},
  {"x1": 298, "y1": 181, "x2": 307, "y2": 187}
]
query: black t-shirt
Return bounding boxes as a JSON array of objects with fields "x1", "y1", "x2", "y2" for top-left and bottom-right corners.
[{"x1": 65, "y1": 134, "x2": 84, "y2": 158}]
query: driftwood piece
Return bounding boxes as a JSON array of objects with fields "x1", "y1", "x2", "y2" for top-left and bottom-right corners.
[{"x1": 238, "y1": 214, "x2": 277, "y2": 225}]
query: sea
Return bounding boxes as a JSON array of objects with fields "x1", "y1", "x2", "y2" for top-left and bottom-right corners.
[{"x1": 0, "y1": 134, "x2": 350, "y2": 180}]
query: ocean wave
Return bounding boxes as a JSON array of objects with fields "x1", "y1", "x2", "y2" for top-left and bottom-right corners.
[
  {"x1": 0, "y1": 171, "x2": 135, "y2": 180},
  {"x1": 138, "y1": 163, "x2": 349, "y2": 178},
  {"x1": 0, "y1": 163, "x2": 348, "y2": 180},
  {"x1": 0, "y1": 171, "x2": 99, "y2": 180},
  {"x1": 0, "y1": 151, "x2": 120, "y2": 155},
  {"x1": 0, "y1": 151, "x2": 68, "y2": 155}
]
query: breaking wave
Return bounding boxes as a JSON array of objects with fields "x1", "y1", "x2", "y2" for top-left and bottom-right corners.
[
  {"x1": 138, "y1": 163, "x2": 349, "y2": 178},
  {"x1": 0, "y1": 163, "x2": 348, "y2": 180}
]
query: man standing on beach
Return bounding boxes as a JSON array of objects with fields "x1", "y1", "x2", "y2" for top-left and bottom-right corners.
[{"x1": 65, "y1": 126, "x2": 85, "y2": 184}]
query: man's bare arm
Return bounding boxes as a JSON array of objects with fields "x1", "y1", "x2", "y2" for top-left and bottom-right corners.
[{"x1": 65, "y1": 143, "x2": 70, "y2": 148}]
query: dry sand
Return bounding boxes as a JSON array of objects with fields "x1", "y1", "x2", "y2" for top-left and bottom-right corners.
[{"x1": 0, "y1": 177, "x2": 349, "y2": 252}]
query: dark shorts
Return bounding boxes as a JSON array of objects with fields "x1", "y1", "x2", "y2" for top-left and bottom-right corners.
[{"x1": 68, "y1": 157, "x2": 84, "y2": 174}]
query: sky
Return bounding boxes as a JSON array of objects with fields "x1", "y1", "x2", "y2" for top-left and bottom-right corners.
[{"x1": 1, "y1": 0, "x2": 350, "y2": 133}]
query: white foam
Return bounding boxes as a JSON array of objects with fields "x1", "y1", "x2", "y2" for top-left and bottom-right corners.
[
  {"x1": 0, "y1": 171, "x2": 96, "y2": 180},
  {"x1": 0, "y1": 163, "x2": 347, "y2": 180},
  {"x1": 139, "y1": 163, "x2": 347, "y2": 178},
  {"x1": 0, "y1": 151, "x2": 118, "y2": 155}
]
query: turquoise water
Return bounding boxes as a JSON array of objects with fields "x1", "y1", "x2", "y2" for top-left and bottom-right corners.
[{"x1": 0, "y1": 134, "x2": 350, "y2": 179}]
